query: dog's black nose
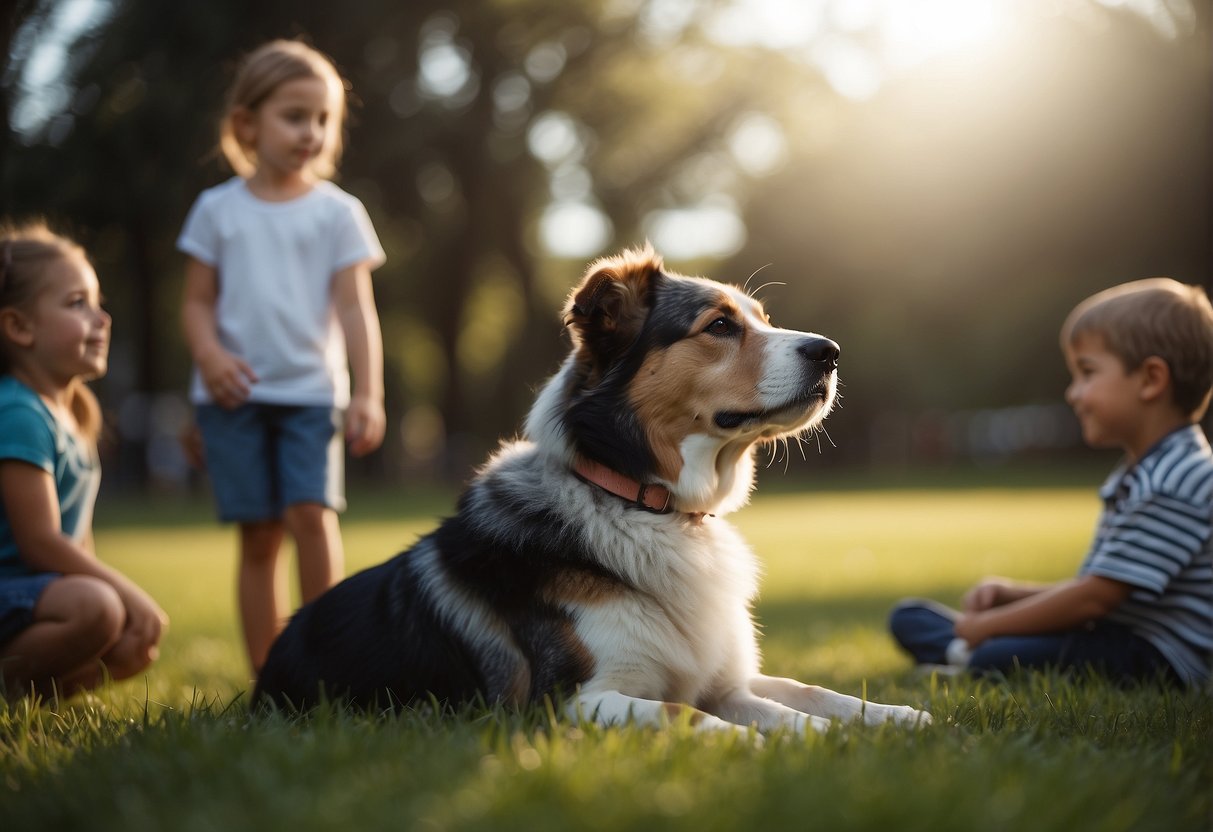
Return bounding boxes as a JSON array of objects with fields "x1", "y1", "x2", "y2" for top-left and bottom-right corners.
[{"x1": 798, "y1": 337, "x2": 840, "y2": 366}]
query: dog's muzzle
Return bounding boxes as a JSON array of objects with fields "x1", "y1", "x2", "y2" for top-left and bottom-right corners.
[{"x1": 713, "y1": 335, "x2": 840, "y2": 431}]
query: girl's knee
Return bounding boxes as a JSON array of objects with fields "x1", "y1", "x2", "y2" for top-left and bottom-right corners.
[
  {"x1": 240, "y1": 519, "x2": 284, "y2": 563},
  {"x1": 284, "y1": 504, "x2": 340, "y2": 551},
  {"x1": 284, "y1": 502, "x2": 333, "y2": 530},
  {"x1": 41, "y1": 576, "x2": 125, "y2": 642}
]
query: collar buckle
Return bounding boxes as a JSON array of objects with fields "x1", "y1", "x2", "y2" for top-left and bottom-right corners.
[
  {"x1": 574, "y1": 457, "x2": 675, "y2": 515},
  {"x1": 636, "y1": 483, "x2": 671, "y2": 513}
]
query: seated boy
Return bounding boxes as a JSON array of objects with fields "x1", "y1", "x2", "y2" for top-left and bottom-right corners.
[{"x1": 889, "y1": 278, "x2": 1213, "y2": 687}]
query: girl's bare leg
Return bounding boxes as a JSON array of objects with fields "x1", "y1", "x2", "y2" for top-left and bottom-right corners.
[
  {"x1": 285, "y1": 502, "x2": 343, "y2": 603},
  {"x1": 1, "y1": 575, "x2": 124, "y2": 697},
  {"x1": 238, "y1": 519, "x2": 287, "y2": 675}
]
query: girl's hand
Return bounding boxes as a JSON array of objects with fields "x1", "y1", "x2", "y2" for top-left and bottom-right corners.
[
  {"x1": 197, "y1": 348, "x2": 258, "y2": 409},
  {"x1": 115, "y1": 579, "x2": 169, "y2": 657},
  {"x1": 345, "y1": 395, "x2": 386, "y2": 457}
]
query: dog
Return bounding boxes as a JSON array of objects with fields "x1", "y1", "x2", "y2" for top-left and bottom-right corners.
[{"x1": 254, "y1": 246, "x2": 931, "y2": 734}]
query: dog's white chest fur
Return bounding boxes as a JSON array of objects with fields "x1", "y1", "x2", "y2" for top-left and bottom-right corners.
[{"x1": 568, "y1": 513, "x2": 761, "y2": 705}]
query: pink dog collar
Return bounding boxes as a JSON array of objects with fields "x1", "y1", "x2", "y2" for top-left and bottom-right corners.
[{"x1": 572, "y1": 457, "x2": 674, "y2": 514}]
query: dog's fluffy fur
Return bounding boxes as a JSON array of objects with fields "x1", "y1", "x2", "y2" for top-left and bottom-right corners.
[{"x1": 254, "y1": 247, "x2": 929, "y2": 734}]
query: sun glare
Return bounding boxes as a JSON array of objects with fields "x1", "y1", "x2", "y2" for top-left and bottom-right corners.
[
  {"x1": 879, "y1": 0, "x2": 1009, "y2": 68},
  {"x1": 708, "y1": 0, "x2": 1018, "y2": 99}
]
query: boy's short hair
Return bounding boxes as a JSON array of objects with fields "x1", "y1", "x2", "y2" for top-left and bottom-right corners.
[{"x1": 1061, "y1": 278, "x2": 1213, "y2": 418}]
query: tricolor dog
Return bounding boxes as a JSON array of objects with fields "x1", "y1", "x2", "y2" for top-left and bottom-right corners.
[{"x1": 254, "y1": 246, "x2": 931, "y2": 734}]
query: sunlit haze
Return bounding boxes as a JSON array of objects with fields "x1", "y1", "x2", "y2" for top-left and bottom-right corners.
[
  {"x1": 10, "y1": 0, "x2": 1202, "y2": 263},
  {"x1": 550, "y1": 0, "x2": 1197, "y2": 258}
]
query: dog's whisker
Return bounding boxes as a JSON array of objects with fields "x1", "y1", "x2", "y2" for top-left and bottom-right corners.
[
  {"x1": 820, "y1": 425, "x2": 837, "y2": 449},
  {"x1": 750, "y1": 280, "x2": 786, "y2": 299},
  {"x1": 769, "y1": 438, "x2": 788, "y2": 471},
  {"x1": 795, "y1": 433, "x2": 809, "y2": 462},
  {"x1": 743, "y1": 263, "x2": 773, "y2": 294}
]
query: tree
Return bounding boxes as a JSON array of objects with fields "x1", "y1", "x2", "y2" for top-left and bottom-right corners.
[
  {"x1": 1, "y1": 0, "x2": 759, "y2": 482},
  {"x1": 3, "y1": 0, "x2": 1206, "y2": 482},
  {"x1": 0, "y1": 0, "x2": 49, "y2": 211}
]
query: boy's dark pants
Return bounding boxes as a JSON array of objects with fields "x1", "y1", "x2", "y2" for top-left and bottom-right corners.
[{"x1": 888, "y1": 600, "x2": 1179, "y2": 684}]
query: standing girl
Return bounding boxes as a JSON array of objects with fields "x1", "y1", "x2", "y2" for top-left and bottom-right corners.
[
  {"x1": 179, "y1": 40, "x2": 386, "y2": 675},
  {"x1": 0, "y1": 222, "x2": 167, "y2": 698}
]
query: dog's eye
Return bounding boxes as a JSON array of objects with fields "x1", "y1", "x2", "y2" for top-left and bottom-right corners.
[{"x1": 704, "y1": 318, "x2": 734, "y2": 336}]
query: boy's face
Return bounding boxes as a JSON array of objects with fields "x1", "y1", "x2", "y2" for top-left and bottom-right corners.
[{"x1": 1063, "y1": 331, "x2": 1145, "y2": 453}]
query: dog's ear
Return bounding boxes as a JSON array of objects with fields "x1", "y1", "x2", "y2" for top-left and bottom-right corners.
[{"x1": 564, "y1": 245, "x2": 664, "y2": 353}]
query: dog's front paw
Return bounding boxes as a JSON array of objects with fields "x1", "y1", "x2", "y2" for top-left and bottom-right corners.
[
  {"x1": 695, "y1": 714, "x2": 766, "y2": 746},
  {"x1": 792, "y1": 712, "x2": 834, "y2": 735},
  {"x1": 882, "y1": 704, "x2": 933, "y2": 727},
  {"x1": 860, "y1": 703, "x2": 932, "y2": 728},
  {"x1": 698, "y1": 713, "x2": 752, "y2": 734}
]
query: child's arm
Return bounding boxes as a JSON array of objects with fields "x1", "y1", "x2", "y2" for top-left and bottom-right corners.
[
  {"x1": 962, "y1": 577, "x2": 1051, "y2": 612},
  {"x1": 953, "y1": 575, "x2": 1131, "y2": 646},
  {"x1": 333, "y1": 261, "x2": 385, "y2": 457},
  {"x1": 0, "y1": 460, "x2": 167, "y2": 651},
  {"x1": 181, "y1": 255, "x2": 257, "y2": 409}
]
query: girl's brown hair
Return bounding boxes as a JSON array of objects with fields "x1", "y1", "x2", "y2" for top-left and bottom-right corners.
[
  {"x1": 0, "y1": 222, "x2": 103, "y2": 445},
  {"x1": 218, "y1": 39, "x2": 347, "y2": 179}
]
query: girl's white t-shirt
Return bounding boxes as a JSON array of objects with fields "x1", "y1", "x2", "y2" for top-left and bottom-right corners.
[{"x1": 177, "y1": 178, "x2": 385, "y2": 408}]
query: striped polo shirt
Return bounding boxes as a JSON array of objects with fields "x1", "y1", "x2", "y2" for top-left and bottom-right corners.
[{"x1": 1079, "y1": 424, "x2": 1213, "y2": 686}]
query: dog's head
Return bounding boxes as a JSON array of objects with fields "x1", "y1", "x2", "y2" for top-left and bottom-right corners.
[{"x1": 527, "y1": 245, "x2": 838, "y2": 515}]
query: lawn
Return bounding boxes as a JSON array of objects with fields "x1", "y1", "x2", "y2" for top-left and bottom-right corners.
[{"x1": 1, "y1": 482, "x2": 1210, "y2": 832}]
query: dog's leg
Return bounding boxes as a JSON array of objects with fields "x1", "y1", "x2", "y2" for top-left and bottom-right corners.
[
  {"x1": 749, "y1": 675, "x2": 932, "y2": 727},
  {"x1": 568, "y1": 689, "x2": 754, "y2": 736},
  {"x1": 709, "y1": 688, "x2": 834, "y2": 734}
]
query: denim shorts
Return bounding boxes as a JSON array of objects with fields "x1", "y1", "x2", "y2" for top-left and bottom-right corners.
[
  {"x1": 195, "y1": 403, "x2": 346, "y2": 523},
  {"x1": 0, "y1": 572, "x2": 59, "y2": 648}
]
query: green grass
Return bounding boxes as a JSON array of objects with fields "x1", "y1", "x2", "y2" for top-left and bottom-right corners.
[{"x1": 2, "y1": 485, "x2": 1210, "y2": 832}]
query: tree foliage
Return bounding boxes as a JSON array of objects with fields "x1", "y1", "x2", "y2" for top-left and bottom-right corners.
[{"x1": 1, "y1": 0, "x2": 1208, "y2": 484}]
